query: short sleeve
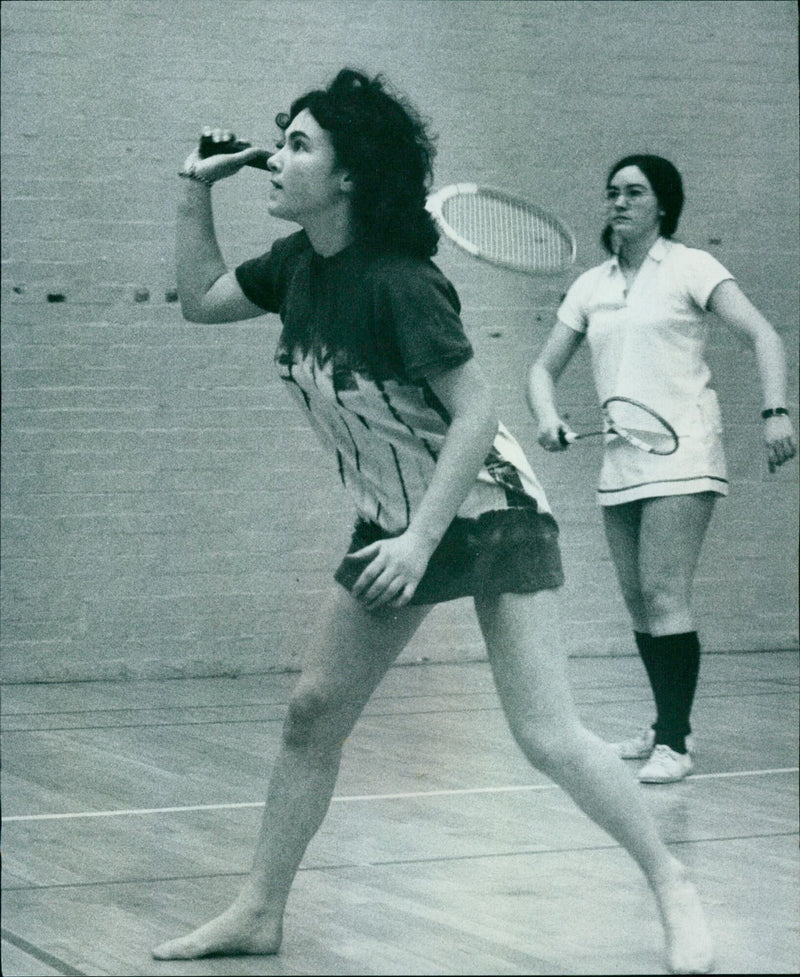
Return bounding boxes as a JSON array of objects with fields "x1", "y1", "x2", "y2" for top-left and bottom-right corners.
[
  {"x1": 676, "y1": 247, "x2": 735, "y2": 310},
  {"x1": 556, "y1": 268, "x2": 595, "y2": 334},
  {"x1": 376, "y1": 259, "x2": 473, "y2": 381},
  {"x1": 234, "y1": 232, "x2": 307, "y2": 312}
]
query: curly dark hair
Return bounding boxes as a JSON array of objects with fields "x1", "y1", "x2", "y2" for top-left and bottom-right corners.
[
  {"x1": 601, "y1": 154, "x2": 684, "y2": 253},
  {"x1": 277, "y1": 68, "x2": 439, "y2": 258}
]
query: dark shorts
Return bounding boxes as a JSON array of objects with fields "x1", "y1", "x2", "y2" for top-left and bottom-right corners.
[{"x1": 334, "y1": 505, "x2": 564, "y2": 606}]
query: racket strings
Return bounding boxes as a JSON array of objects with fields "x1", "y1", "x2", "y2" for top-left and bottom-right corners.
[
  {"x1": 442, "y1": 194, "x2": 572, "y2": 272},
  {"x1": 604, "y1": 400, "x2": 679, "y2": 454}
]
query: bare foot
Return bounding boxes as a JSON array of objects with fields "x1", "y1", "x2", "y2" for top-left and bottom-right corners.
[
  {"x1": 152, "y1": 903, "x2": 282, "y2": 960},
  {"x1": 655, "y1": 861, "x2": 715, "y2": 974}
]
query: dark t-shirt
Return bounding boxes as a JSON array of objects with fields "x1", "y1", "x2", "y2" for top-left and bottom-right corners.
[
  {"x1": 235, "y1": 230, "x2": 473, "y2": 381},
  {"x1": 234, "y1": 231, "x2": 551, "y2": 533}
]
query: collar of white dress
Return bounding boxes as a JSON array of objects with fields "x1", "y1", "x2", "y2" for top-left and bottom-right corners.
[{"x1": 608, "y1": 236, "x2": 670, "y2": 274}]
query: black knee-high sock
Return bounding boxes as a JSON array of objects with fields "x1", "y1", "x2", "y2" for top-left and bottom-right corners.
[
  {"x1": 636, "y1": 631, "x2": 700, "y2": 754},
  {"x1": 634, "y1": 630, "x2": 660, "y2": 729}
]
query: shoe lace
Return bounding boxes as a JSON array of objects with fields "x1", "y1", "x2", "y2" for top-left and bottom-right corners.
[{"x1": 649, "y1": 744, "x2": 678, "y2": 765}]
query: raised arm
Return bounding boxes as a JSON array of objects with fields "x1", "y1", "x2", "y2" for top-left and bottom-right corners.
[
  {"x1": 707, "y1": 279, "x2": 797, "y2": 472},
  {"x1": 527, "y1": 321, "x2": 585, "y2": 451},
  {"x1": 176, "y1": 135, "x2": 268, "y2": 324}
]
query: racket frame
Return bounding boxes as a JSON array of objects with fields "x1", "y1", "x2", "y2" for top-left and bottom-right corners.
[
  {"x1": 562, "y1": 396, "x2": 679, "y2": 455},
  {"x1": 425, "y1": 182, "x2": 577, "y2": 276}
]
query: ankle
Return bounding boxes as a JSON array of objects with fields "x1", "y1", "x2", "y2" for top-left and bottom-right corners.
[{"x1": 654, "y1": 734, "x2": 688, "y2": 754}]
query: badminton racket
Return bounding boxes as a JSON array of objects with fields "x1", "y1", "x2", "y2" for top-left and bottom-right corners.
[
  {"x1": 559, "y1": 397, "x2": 679, "y2": 455},
  {"x1": 196, "y1": 138, "x2": 576, "y2": 274},
  {"x1": 425, "y1": 182, "x2": 576, "y2": 276}
]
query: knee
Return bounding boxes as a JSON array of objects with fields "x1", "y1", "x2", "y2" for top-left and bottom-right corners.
[
  {"x1": 640, "y1": 577, "x2": 684, "y2": 622},
  {"x1": 283, "y1": 685, "x2": 333, "y2": 749},
  {"x1": 512, "y1": 717, "x2": 579, "y2": 776}
]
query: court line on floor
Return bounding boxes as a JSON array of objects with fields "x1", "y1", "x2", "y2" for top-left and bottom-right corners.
[
  {"x1": 4, "y1": 767, "x2": 797, "y2": 823},
  {"x1": 1, "y1": 928, "x2": 88, "y2": 977}
]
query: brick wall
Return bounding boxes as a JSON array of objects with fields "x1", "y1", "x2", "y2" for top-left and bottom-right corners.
[{"x1": 2, "y1": 0, "x2": 797, "y2": 681}]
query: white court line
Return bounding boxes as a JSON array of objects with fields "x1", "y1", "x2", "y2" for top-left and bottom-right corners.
[{"x1": 3, "y1": 767, "x2": 797, "y2": 823}]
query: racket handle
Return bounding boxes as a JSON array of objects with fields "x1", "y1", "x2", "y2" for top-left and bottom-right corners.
[
  {"x1": 198, "y1": 133, "x2": 272, "y2": 170},
  {"x1": 558, "y1": 428, "x2": 577, "y2": 446}
]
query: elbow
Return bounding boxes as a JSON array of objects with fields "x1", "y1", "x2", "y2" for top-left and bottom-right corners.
[
  {"x1": 180, "y1": 305, "x2": 202, "y2": 323},
  {"x1": 528, "y1": 358, "x2": 552, "y2": 386},
  {"x1": 479, "y1": 394, "x2": 500, "y2": 442},
  {"x1": 452, "y1": 391, "x2": 497, "y2": 444},
  {"x1": 179, "y1": 297, "x2": 210, "y2": 323}
]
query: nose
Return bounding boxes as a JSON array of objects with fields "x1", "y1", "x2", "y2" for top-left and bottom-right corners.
[{"x1": 267, "y1": 148, "x2": 282, "y2": 172}]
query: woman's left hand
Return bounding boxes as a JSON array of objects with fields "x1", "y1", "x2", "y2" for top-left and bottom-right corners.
[
  {"x1": 764, "y1": 414, "x2": 797, "y2": 473},
  {"x1": 348, "y1": 532, "x2": 434, "y2": 610}
]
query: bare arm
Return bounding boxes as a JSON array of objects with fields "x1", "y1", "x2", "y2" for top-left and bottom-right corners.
[
  {"x1": 350, "y1": 358, "x2": 498, "y2": 608},
  {"x1": 707, "y1": 279, "x2": 796, "y2": 472},
  {"x1": 526, "y1": 321, "x2": 585, "y2": 451},
  {"x1": 408, "y1": 358, "x2": 499, "y2": 551},
  {"x1": 176, "y1": 140, "x2": 269, "y2": 324}
]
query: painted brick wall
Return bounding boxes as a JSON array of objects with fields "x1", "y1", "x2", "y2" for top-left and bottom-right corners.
[{"x1": 2, "y1": 0, "x2": 797, "y2": 681}]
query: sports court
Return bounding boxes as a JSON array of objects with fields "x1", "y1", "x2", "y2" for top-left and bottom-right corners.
[{"x1": 2, "y1": 2, "x2": 798, "y2": 974}]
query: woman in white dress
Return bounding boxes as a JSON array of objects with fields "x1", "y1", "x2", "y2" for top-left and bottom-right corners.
[{"x1": 528, "y1": 154, "x2": 795, "y2": 784}]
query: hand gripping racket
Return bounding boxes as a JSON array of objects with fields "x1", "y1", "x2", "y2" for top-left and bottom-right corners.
[
  {"x1": 559, "y1": 396, "x2": 679, "y2": 455},
  {"x1": 198, "y1": 132, "x2": 272, "y2": 170},
  {"x1": 425, "y1": 183, "x2": 576, "y2": 276}
]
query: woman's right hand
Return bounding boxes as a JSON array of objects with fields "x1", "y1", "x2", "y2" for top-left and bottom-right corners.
[
  {"x1": 180, "y1": 128, "x2": 268, "y2": 185},
  {"x1": 537, "y1": 419, "x2": 572, "y2": 452}
]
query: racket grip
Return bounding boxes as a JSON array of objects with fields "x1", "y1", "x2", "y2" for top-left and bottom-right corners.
[{"x1": 198, "y1": 134, "x2": 272, "y2": 170}]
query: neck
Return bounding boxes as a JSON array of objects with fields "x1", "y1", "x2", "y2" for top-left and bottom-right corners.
[
  {"x1": 303, "y1": 202, "x2": 357, "y2": 258},
  {"x1": 617, "y1": 229, "x2": 660, "y2": 270}
]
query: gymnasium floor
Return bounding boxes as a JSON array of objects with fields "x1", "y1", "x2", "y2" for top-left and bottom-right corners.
[{"x1": 2, "y1": 649, "x2": 798, "y2": 976}]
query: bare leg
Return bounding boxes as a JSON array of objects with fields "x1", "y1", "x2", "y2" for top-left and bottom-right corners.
[
  {"x1": 474, "y1": 589, "x2": 714, "y2": 974},
  {"x1": 637, "y1": 494, "x2": 716, "y2": 636},
  {"x1": 152, "y1": 592, "x2": 430, "y2": 959},
  {"x1": 604, "y1": 495, "x2": 716, "y2": 751},
  {"x1": 602, "y1": 501, "x2": 649, "y2": 631},
  {"x1": 602, "y1": 494, "x2": 716, "y2": 636}
]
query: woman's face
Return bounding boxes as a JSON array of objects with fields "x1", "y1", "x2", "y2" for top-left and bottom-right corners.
[
  {"x1": 266, "y1": 109, "x2": 350, "y2": 224},
  {"x1": 604, "y1": 165, "x2": 663, "y2": 243}
]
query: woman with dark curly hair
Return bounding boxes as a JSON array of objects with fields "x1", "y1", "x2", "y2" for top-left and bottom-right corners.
[{"x1": 153, "y1": 73, "x2": 713, "y2": 974}]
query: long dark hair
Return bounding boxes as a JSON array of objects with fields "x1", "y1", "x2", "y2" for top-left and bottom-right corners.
[
  {"x1": 601, "y1": 154, "x2": 684, "y2": 253},
  {"x1": 277, "y1": 68, "x2": 439, "y2": 259}
]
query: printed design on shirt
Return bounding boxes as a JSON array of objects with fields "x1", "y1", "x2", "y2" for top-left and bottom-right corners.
[
  {"x1": 275, "y1": 340, "x2": 546, "y2": 532},
  {"x1": 483, "y1": 447, "x2": 537, "y2": 507},
  {"x1": 374, "y1": 378, "x2": 438, "y2": 463}
]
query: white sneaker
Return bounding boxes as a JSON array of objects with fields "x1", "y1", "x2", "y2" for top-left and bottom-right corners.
[
  {"x1": 638, "y1": 744, "x2": 693, "y2": 784},
  {"x1": 613, "y1": 729, "x2": 695, "y2": 760},
  {"x1": 614, "y1": 728, "x2": 655, "y2": 759}
]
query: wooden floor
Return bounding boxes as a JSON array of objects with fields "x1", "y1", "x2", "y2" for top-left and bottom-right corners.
[{"x1": 2, "y1": 650, "x2": 798, "y2": 976}]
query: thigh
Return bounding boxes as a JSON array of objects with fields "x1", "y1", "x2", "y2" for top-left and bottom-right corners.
[
  {"x1": 294, "y1": 590, "x2": 431, "y2": 726},
  {"x1": 602, "y1": 501, "x2": 643, "y2": 594},
  {"x1": 474, "y1": 590, "x2": 579, "y2": 732},
  {"x1": 637, "y1": 493, "x2": 716, "y2": 594}
]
